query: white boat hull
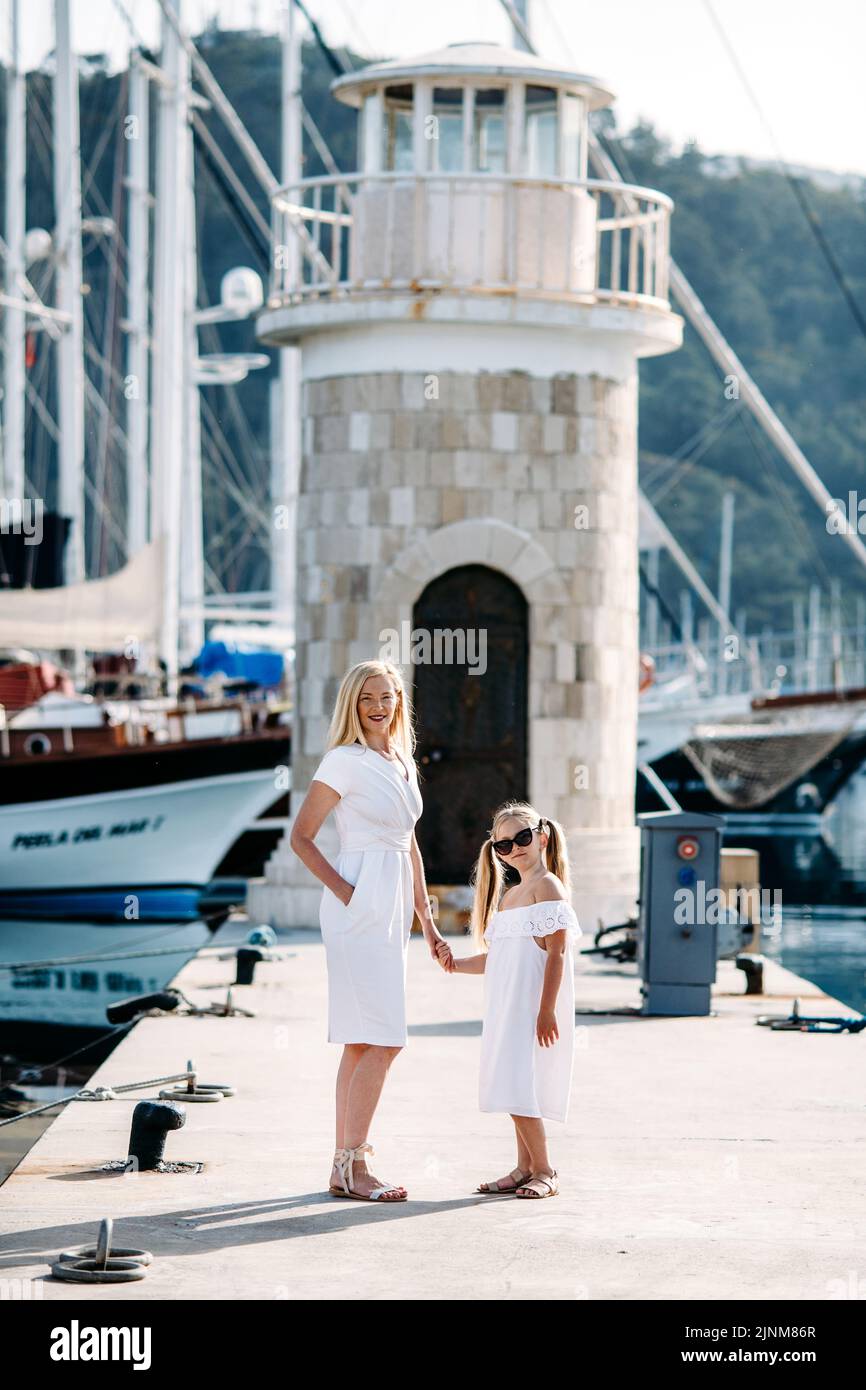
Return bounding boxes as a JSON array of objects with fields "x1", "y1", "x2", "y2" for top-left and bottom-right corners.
[
  {"x1": 0, "y1": 770, "x2": 278, "y2": 920},
  {"x1": 0, "y1": 918, "x2": 210, "y2": 1028}
]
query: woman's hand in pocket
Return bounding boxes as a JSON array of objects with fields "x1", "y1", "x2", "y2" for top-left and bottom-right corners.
[{"x1": 337, "y1": 880, "x2": 355, "y2": 908}]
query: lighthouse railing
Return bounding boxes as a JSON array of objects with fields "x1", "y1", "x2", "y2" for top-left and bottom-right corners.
[{"x1": 269, "y1": 173, "x2": 673, "y2": 312}]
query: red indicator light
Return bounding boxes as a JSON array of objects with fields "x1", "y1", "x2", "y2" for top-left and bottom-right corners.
[{"x1": 676, "y1": 835, "x2": 700, "y2": 861}]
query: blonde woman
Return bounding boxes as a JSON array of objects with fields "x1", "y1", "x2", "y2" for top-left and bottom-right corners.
[
  {"x1": 290, "y1": 659, "x2": 453, "y2": 1202},
  {"x1": 449, "y1": 801, "x2": 582, "y2": 1199}
]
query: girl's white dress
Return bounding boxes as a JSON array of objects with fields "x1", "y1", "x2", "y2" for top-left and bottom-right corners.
[
  {"x1": 311, "y1": 742, "x2": 423, "y2": 1046},
  {"x1": 480, "y1": 900, "x2": 582, "y2": 1123}
]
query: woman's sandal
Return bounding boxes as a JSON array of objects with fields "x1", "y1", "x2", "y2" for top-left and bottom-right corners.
[
  {"x1": 329, "y1": 1142, "x2": 407, "y2": 1202},
  {"x1": 515, "y1": 1169, "x2": 559, "y2": 1199},
  {"x1": 475, "y1": 1166, "x2": 532, "y2": 1195}
]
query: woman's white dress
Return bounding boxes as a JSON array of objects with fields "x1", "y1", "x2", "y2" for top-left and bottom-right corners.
[
  {"x1": 480, "y1": 900, "x2": 582, "y2": 1123},
  {"x1": 311, "y1": 742, "x2": 423, "y2": 1046}
]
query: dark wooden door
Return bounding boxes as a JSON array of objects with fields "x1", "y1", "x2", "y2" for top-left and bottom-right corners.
[{"x1": 412, "y1": 565, "x2": 528, "y2": 882}]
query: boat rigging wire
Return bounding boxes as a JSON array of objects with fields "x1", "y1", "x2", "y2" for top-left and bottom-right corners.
[
  {"x1": 0, "y1": 941, "x2": 222, "y2": 975},
  {"x1": 646, "y1": 401, "x2": 746, "y2": 506},
  {"x1": 736, "y1": 404, "x2": 839, "y2": 595},
  {"x1": 599, "y1": 113, "x2": 855, "y2": 598},
  {"x1": 701, "y1": 0, "x2": 866, "y2": 345},
  {"x1": 0, "y1": 1021, "x2": 137, "y2": 1093},
  {"x1": 292, "y1": 0, "x2": 345, "y2": 77},
  {"x1": 191, "y1": 111, "x2": 271, "y2": 263}
]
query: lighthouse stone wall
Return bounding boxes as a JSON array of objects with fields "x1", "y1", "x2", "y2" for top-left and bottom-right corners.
[{"x1": 248, "y1": 365, "x2": 642, "y2": 931}]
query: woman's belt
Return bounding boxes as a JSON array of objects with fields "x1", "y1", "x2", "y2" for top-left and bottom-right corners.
[{"x1": 339, "y1": 832, "x2": 413, "y2": 853}]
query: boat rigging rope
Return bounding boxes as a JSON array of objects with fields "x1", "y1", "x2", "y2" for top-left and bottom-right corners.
[
  {"x1": 0, "y1": 1069, "x2": 200, "y2": 1129},
  {"x1": 0, "y1": 942, "x2": 230, "y2": 974}
]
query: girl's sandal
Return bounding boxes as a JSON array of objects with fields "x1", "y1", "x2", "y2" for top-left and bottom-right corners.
[
  {"x1": 475, "y1": 1166, "x2": 532, "y2": 1195},
  {"x1": 515, "y1": 1169, "x2": 559, "y2": 1199},
  {"x1": 329, "y1": 1142, "x2": 407, "y2": 1202}
]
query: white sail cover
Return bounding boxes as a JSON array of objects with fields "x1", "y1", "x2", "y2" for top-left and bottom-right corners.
[{"x1": 0, "y1": 540, "x2": 163, "y2": 650}]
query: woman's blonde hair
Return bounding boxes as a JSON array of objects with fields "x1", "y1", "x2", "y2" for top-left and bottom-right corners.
[
  {"x1": 324, "y1": 659, "x2": 416, "y2": 765},
  {"x1": 468, "y1": 800, "x2": 571, "y2": 950}
]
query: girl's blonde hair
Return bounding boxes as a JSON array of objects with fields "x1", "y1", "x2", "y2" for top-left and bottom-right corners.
[
  {"x1": 324, "y1": 659, "x2": 416, "y2": 766},
  {"x1": 468, "y1": 800, "x2": 571, "y2": 950}
]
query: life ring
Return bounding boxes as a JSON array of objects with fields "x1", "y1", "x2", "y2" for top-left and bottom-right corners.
[{"x1": 638, "y1": 653, "x2": 655, "y2": 693}]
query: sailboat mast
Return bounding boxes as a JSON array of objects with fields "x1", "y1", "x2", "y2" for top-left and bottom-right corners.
[
  {"x1": 2, "y1": 0, "x2": 26, "y2": 501},
  {"x1": 508, "y1": 0, "x2": 532, "y2": 51},
  {"x1": 151, "y1": 0, "x2": 189, "y2": 689},
  {"x1": 273, "y1": 0, "x2": 302, "y2": 637},
  {"x1": 717, "y1": 491, "x2": 735, "y2": 693},
  {"x1": 180, "y1": 106, "x2": 204, "y2": 663},
  {"x1": 52, "y1": 0, "x2": 86, "y2": 584},
  {"x1": 125, "y1": 50, "x2": 150, "y2": 557}
]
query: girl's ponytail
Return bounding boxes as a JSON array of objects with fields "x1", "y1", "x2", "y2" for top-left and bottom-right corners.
[
  {"x1": 541, "y1": 816, "x2": 571, "y2": 897},
  {"x1": 469, "y1": 837, "x2": 504, "y2": 951}
]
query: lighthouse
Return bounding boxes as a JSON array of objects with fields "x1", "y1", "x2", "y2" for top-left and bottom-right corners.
[{"x1": 249, "y1": 41, "x2": 683, "y2": 930}]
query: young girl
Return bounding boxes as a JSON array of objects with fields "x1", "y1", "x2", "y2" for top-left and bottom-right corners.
[{"x1": 449, "y1": 800, "x2": 582, "y2": 1199}]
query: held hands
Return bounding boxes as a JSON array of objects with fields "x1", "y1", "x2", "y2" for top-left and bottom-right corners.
[
  {"x1": 536, "y1": 1009, "x2": 559, "y2": 1047},
  {"x1": 418, "y1": 896, "x2": 455, "y2": 972},
  {"x1": 435, "y1": 937, "x2": 455, "y2": 973},
  {"x1": 426, "y1": 931, "x2": 455, "y2": 973}
]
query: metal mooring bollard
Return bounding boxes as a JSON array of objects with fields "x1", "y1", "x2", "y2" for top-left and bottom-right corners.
[
  {"x1": 735, "y1": 952, "x2": 764, "y2": 995},
  {"x1": 127, "y1": 1099, "x2": 186, "y2": 1169},
  {"x1": 235, "y1": 947, "x2": 264, "y2": 984},
  {"x1": 106, "y1": 990, "x2": 182, "y2": 1024}
]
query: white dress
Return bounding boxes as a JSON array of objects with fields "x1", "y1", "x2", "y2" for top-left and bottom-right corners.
[
  {"x1": 311, "y1": 742, "x2": 423, "y2": 1046},
  {"x1": 479, "y1": 900, "x2": 582, "y2": 1123}
]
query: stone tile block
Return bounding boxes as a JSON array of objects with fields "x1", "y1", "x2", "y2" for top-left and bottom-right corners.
[
  {"x1": 392, "y1": 414, "x2": 416, "y2": 450},
  {"x1": 389, "y1": 487, "x2": 414, "y2": 525},
  {"x1": 502, "y1": 373, "x2": 532, "y2": 411},
  {"x1": 414, "y1": 488, "x2": 444, "y2": 526},
  {"x1": 465, "y1": 413, "x2": 491, "y2": 449},
  {"x1": 491, "y1": 412, "x2": 519, "y2": 451},
  {"x1": 543, "y1": 415, "x2": 567, "y2": 453},
  {"x1": 349, "y1": 411, "x2": 370, "y2": 452},
  {"x1": 369, "y1": 413, "x2": 393, "y2": 449},
  {"x1": 552, "y1": 375, "x2": 577, "y2": 414},
  {"x1": 441, "y1": 489, "x2": 466, "y2": 524},
  {"x1": 518, "y1": 415, "x2": 543, "y2": 451},
  {"x1": 477, "y1": 372, "x2": 505, "y2": 411}
]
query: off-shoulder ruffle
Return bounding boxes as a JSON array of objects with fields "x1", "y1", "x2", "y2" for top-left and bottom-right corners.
[{"x1": 483, "y1": 900, "x2": 582, "y2": 943}]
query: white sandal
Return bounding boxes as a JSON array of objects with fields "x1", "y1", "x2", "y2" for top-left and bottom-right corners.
[
  {"x1": 515, "y1": 1169, "x2": 559, "y2": 1199},
  {"x1": 475, "y1": 1166, "x2": 532, "y2": 1195},
  {"x1": 329, "y1": 1142, "x2": 407, "y2": 1201}
]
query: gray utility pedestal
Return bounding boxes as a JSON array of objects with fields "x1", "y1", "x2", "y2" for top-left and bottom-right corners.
[{"x1": 637, "y1": 810, "x2": 725, "y2": 1016}]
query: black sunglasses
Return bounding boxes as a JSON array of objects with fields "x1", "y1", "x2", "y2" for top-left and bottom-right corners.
[{"x1": 492, "y1": 822, "x2": 544, "y2": 857}]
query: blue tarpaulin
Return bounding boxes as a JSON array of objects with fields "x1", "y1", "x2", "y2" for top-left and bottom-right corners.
[{"x1": 194, "y1": 640, "x2": 285, "y2": 688}]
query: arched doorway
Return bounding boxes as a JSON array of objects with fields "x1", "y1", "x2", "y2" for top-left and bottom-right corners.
[{"x1": 411, "y1": 564, "x2": 528, "y2": 883}]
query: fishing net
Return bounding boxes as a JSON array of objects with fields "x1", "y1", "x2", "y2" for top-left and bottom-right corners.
[{"x1": 681, "y1": 703, "x2": 864, "y2": 809}]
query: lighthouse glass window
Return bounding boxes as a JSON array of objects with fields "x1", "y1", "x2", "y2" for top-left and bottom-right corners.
[
  {"x1": 473, "y1": 88, "x2": 507, "y2": 173},
  {"x1": 525, "y1": 86, "x2": 559, "y2": 176},
  {"x1": 383, "y1": 85, "x2": 414, "y2": 172},
  {"x1": 431, "y1": 88, "x2": 463, "y2": 173}
]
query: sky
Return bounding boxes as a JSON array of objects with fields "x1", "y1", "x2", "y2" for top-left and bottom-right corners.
[{"x1": 10, "y1": 0, "x2": 866, "y2": 180}]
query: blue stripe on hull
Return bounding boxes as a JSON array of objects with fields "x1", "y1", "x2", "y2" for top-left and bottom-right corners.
[{"x1": 0, "y1": 885, "x2": 206, "y2": 922}]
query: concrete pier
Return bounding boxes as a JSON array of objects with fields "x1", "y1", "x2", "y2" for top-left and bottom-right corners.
[{"x1": 0, "y1": 920, "x2": 862, "y2": 1301}]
